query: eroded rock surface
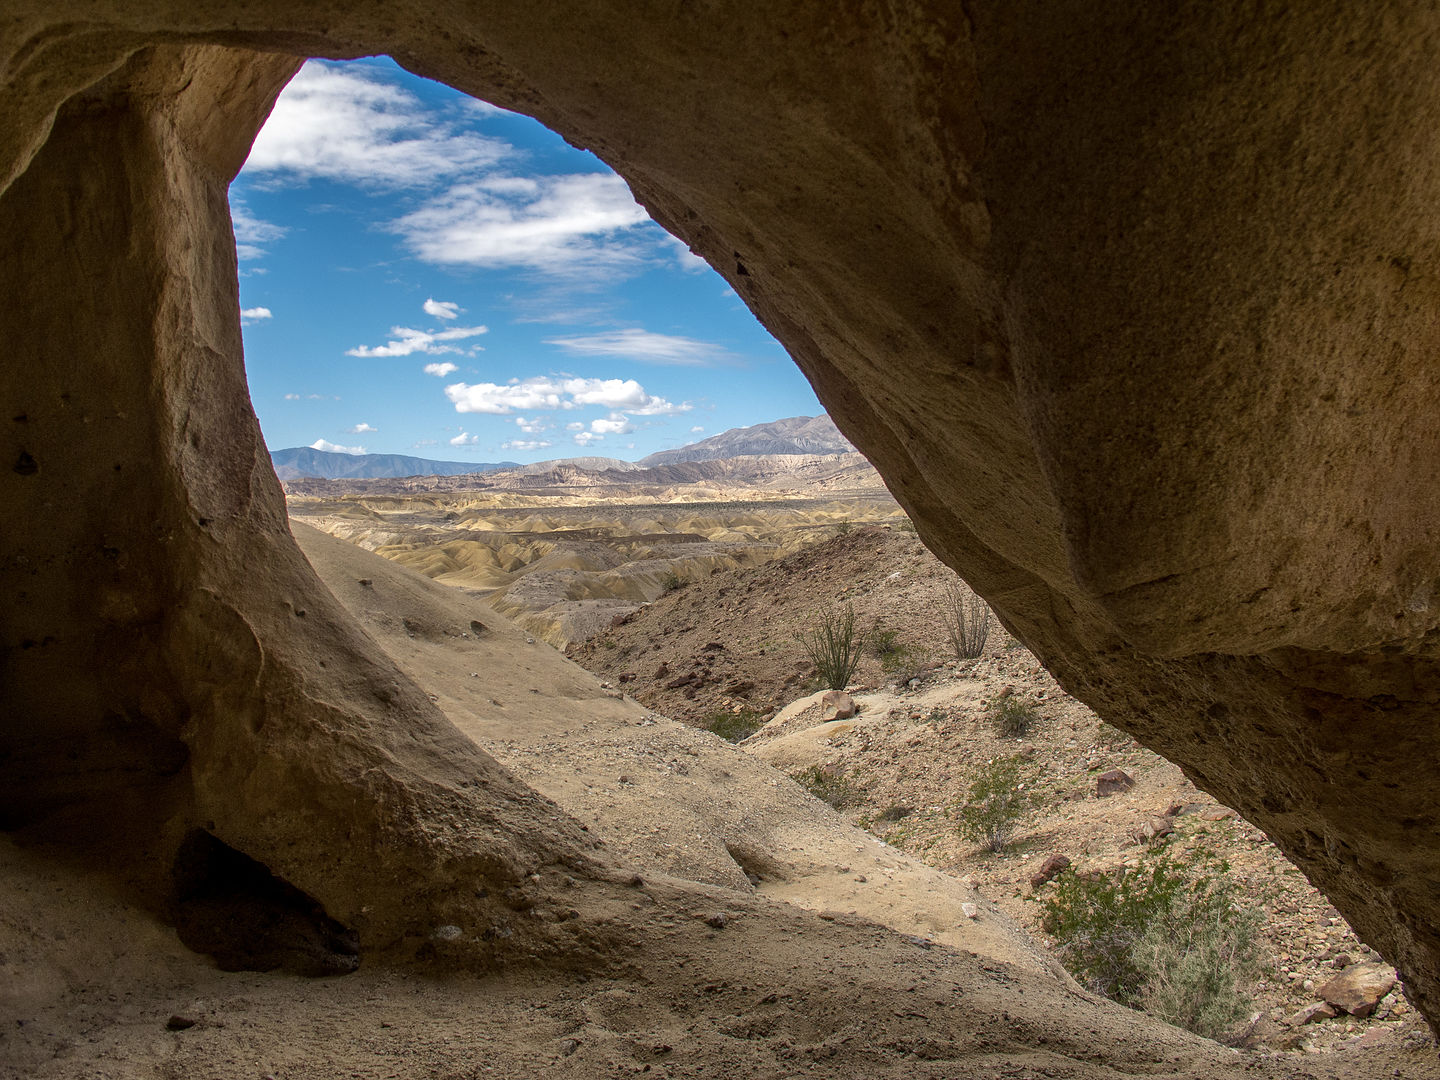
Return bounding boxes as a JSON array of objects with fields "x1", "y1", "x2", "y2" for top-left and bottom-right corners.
[{"x1": 5, "y1": 0, "x2": 1440, "y2": 1039}]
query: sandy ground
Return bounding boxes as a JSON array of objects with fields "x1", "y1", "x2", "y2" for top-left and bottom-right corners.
[{"x1": 2, "y1": 523, "x2": 1437, "y2": 1079}]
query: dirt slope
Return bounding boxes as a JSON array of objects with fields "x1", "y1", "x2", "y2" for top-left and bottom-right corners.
[
  {"x1": 2, "y1": 524, "x2": 1434, "y2": 1079},
  {"x1": 569, "y1": 525, "x2": 981, "y2": 726},
  {"x1": 568, "y1": 527, "x2": 1436, "y2": 1058}
]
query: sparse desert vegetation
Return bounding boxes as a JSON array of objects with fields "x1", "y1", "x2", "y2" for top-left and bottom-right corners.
[{"x1": 286, "y1": 483, "x2": 1429, "y2": 1064}]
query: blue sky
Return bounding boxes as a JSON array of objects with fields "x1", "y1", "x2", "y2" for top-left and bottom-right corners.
[{"x1": 231, "y1": 57, "x2": 823, "y2": 463}]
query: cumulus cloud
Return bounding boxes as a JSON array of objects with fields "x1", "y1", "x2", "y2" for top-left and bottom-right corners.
[
  {"x1": 515, "y1": 416, "x2": 551, "y2": 434},
  {"x1": 690, "y1": 425, "x2": 705, "y2": 433},
  {"x1": 545, "y1": 328, "x2": 733, "y2": 367},
  {"x1": 240, "y1": 306, "x2": 273, "y2": 324},
  {"x1": 450, "y1": 432, "x2": 480, "y2": 447},
  {"x1": 412, "y1": 438, "x2": 438, "y2": 447},
  {"x1": 284, "y1": 393, "x2": 301, "y2": 400},
  {"x1": 348, "y1": 323, "x2": 488, "y2": 358},
  {"x1": 244, "y1": 62, "x2": 509, "y2": 188},
  {"x1": 590, "y1": 413, "x2": 633, "y2": 435},
  {"x1": 565, "y1": 422, "x2": 584, "y2": 431},
  {"x1": 424, "y1": 298, "x2": 461, "y2": 320},
  {"x1": 231, "y1": 202, "x2": 286, "y2": 260},
  {"x1": 310, "y1": 438, "x2": 366, "y2": 455},
  {"x1": 349, "y1": 422, "x2": 377, "y2": 433},
  {"x1": 445, "y1": 376, "x2": 688, "y2": 416},
  {"x1": 393, "y1": 173, "x2": 652, "y2": 275},
  {"x1": 573, "y1": 431, "x2": 602, "y2": 446},
  {"x1": 502, "y1": 439, "x2": 553, "y2": 452},
  {"x1": 423, "y1": 362, "x2": 459, "y2": 377}
]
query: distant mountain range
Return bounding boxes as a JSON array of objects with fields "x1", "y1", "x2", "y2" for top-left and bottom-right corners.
[
  {"x1": 637, "y1": 415, "x2": 854, "y2": 466},
  {"x1": 270, "y1": 416, "x2": 855, "y2": 480},
  {"x1": 270, "y1": 447, "x2": 517, "y2": 481}
]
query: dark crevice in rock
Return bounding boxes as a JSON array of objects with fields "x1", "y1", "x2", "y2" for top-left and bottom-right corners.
[{"x1": 171, "y1": 829, "x2": 360, "y2": 977}]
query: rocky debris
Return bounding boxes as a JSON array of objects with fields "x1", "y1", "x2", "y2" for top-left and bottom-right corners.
[
  {"x1": 1029, "y1": 854, "x2": 1071, "y2": 889},
  {"x1": 165, "y1": 1015, "x2": 198, "y2": 1031},
  {"x1": 1130, "y1": 816, "x2": 1174, "y2": 844},
  {"x1": 1096, "y1": 769, "x2": 1135, "y2": 797},
  {"x1": 1318, "y1": 962, "x2": 1398, "y2": 1018},
  {"x1": 820, "y1": 691, "x2": 857, "y2": 721}
]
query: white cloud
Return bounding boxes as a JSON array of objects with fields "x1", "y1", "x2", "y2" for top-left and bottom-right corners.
[
  {"x1": 310, "y1": 438, "x2": 365, "y2": 455},
  {"x1": 502, "y1": 439, "x2": 553, "y2": 452},
  {"x1": 423, "y1": 362, "x2": 459, "y2": 377},
  {"x1": 515, "y1": 416, "x2": 551, "y2": 434},
  {"x1": 590, "y1": 413, "x2": 633, "y2": 435},
  {"x1": 450, "y1": 432, "x2": 480, "y2": 447},
  {"x1": 445, "y1": 375, "x2": 688, "y2": 417},
  {"x1": 545, "y1": 328, "x2": 732, "y2": 367},
  {"x1": 393, "y1": 173, "x2": 652, "y2": 275},
  {"x1": 284, "y1": 393, "x2": 301, "y2": 400},
  {"x1": 565, "y1": 422, "x2": 584, "y2": 431},
  {"x1": 424, "y1": 298, "x2": 462, "y2": 320},
  {"x1": 230, "y1": 202, "x2": 286, "y2": 260},
  {"x1": 565, "y1": 377, "x2": 689, "y2": 415},
  {"x1": 347, "y1": 324, "x2": 488, "y2": 358},
  {"x1": 446, "y1": 377, "x2": 567, "y2": 414},
  {"x1": 663, "y1": 233, "x2": 709, "y2": 274},
  {"x1": 690, "y1": 425, "x2": 705, "y2": 433},
  {"x1": 244, "y1": 62, "x2": 509, "y2": 188},
  {"x1": 349, "y1": 422, "x2": 377, "y2": 433},
  {"x1": 240, "y1": 306, "x2": 273, "y2": 324},
  {"x1": 573, "y1": 431, "x2": 602, "y2": 446},
  {"x1": 412, "y1": 438, "x2": 438, "y2": 447}
]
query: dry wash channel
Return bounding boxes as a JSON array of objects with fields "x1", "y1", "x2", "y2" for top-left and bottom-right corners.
[{"x1": 6, "y1": 4, "x2": 1440, "y2": 1074}]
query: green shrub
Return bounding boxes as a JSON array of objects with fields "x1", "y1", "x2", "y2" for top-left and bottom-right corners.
[
  {"x1": 790, "y1": 765, "x2": 863, "y2": 809},
  {"x1": 881, "y1": 644, "x2": 931, "y2": 685},
  {"x1": 870, "y1": 626, "x2": 902, "y2": 659},
  {"x1": 991, "y1": 691, "x2": 1038, "y2": 738},
  {"x1": 795, "y1": 605, "x2": 867, "y2": 691},
  {"x1": 705, "y1": 709, "x2": 763, "y2": 743},
  {"x1": 954, "y1": 755, "x2": 1042, "y2": 852},
  {"x1": 1039, "y1": 856, "x2": 1264, "y2": 1039},
  {"x1": 939, "y1": 578, "x2": 990, "y2": 659},
  {"x1": 660, "y1": 570, "x2": 685, "y2": 593}
]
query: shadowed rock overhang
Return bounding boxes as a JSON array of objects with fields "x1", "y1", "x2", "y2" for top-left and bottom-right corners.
[{"x1": 5, "y1": 0, "x2": 1440, "y2": 1031}]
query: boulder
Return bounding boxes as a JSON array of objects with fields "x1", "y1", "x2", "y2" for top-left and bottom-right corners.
[
  {"x1": 1317, "y1": 962, "x2": 1398, "y2": 1018},
  {"x1": 820, "y1": 691, "x2": 858, "y2": 722},
  {"x1": 1286, "y1": 1001, "x2": 1338, "y2": 1026},
  {"x1": 1095, "y1": 770, "x2": 1135, "y2": 798}
]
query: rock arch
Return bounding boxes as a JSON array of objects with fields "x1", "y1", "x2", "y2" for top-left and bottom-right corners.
[{"x1": 6, "y1": 1, "x2": 1440, "y2": 1026}]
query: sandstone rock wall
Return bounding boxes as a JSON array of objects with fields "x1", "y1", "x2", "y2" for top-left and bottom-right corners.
[{"x1": 5, "y1": 0, "x2": 1440, "y2": 1028}]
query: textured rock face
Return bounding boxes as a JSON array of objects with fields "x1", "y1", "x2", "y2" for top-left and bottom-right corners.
[{"x1": 4, "y1": 0, "x2": 1440, "y2": 1030}]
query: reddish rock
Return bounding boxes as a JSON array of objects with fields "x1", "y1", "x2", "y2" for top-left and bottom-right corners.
[
  {"x1": 820, "y1": 691, "x2": 857, "y2": 721},
  {"x1": 1029, "y1": 854, "x2": 1071, "y2": 889},
  {"x1": 1317, "y1": 962, "x2": 1397, "y2": 1017},
  {"x1": 1095, "y1": 769, "x2": 1135, "y2": 797},
  {"x1": 1286, "y1": 1001, "x2": 1338, "y2": 1026}
]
